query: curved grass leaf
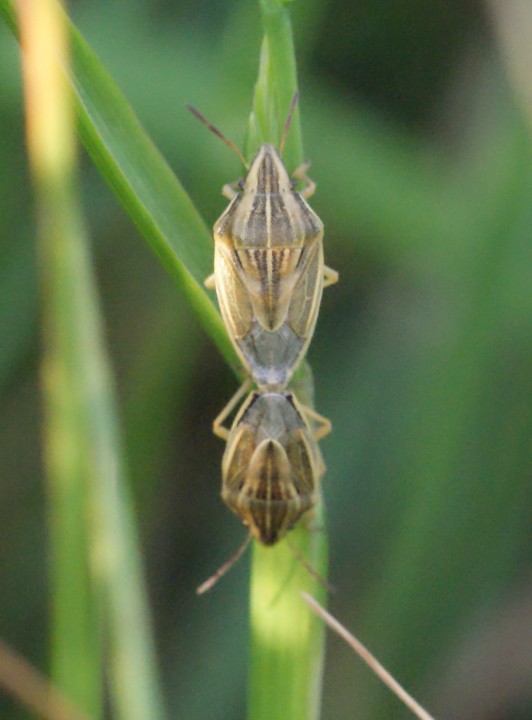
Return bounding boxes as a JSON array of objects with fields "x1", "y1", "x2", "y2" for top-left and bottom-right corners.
[{"x1": 0, "y1": 0, "x2": 238, "y2": 376}]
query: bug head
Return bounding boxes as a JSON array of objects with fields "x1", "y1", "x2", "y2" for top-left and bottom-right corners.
[{"x1": 243, "y1": 144, "x2": 293, "y2": 196}]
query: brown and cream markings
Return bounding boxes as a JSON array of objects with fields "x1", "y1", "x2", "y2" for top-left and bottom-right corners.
[
  {"x1": 213, "y1": 386, "x2": 330, "y2": 545},
  {"x1": 188, "y1": 99, "x2": 337, "y2": 551},
  {"x1": 206, "y1": 143, "x2": 338, "y2": 389}
]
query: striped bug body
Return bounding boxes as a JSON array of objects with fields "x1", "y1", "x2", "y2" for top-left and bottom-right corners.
[
  {"x1": 208, "y1": 143, "x2": 337, "y2": 389},
  {"x1": 213, "y1": 386, "x2": 330, "y2": 545},
  {"x1": 188, "y1": 99, "x2": 337, "y2": 550}
]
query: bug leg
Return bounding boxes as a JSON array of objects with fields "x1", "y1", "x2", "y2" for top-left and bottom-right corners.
[
  {"x1": 323, "y1": 266, "x2": 339, "y2": 287},
  {"x1": 204, "y1": 273, "x2": 216, "y2": 289},
  {"x1": 222, "y1": 181, "x2": 240, "y2": 200},
  {"x1": 212, "y1": 378, "x2": 253, "y2": 440},
  {"x1": 301, "y1": 405, "x2": 332, "y2": 441},
  {"x1": 293, "y1": 161, "x2": 316, "y2": 199},
  {"x1": 315, "y1": 446, "x2": 327, "y2": 476}
]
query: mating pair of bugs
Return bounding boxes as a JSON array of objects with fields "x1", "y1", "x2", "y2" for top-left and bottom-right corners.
[{"x1": 190, "y1": 94, "x2": 337, "y2": 551}]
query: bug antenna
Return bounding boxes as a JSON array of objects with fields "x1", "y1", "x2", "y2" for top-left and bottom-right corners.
[
  {"x1": 196, "y1": 533, "x2": 252, "y2": 594},
  {"x1": 278, "y1": 91, "x2": 300, "y2": 157},
  {"x1": 186, "y1": 104, "x2": 248, "y2": 168},
  {"x1": 286, "y1": 537, "x2": 336, "y2": 593}
]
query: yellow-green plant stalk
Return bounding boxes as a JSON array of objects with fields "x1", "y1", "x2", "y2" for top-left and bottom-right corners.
[
  {"x1": 247, "y1": 2, "x2": 329, "y2": 719},
  {"x1": 16, "y1": 1, "x2": 166, "y2": 719},
  {"x1": 17, "y1": 1, "x2": 101, "y2": 715}
]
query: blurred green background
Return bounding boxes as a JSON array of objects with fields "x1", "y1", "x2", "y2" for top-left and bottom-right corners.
[{"x1": 1, "y1": 0, "x2": 531, "y2": 718}]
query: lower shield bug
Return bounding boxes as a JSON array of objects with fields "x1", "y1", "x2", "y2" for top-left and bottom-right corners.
[{"x1": 212, "y1": 383, "x2": 331, "y2": 545}]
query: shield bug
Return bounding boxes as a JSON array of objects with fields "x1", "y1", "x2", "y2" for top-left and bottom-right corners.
[
  {"x1": 188, "y1": 97, "x2": 338, "y2": 389},
  {"x1": 212, "y1": 383, "x2": 330, "y2": 545}
]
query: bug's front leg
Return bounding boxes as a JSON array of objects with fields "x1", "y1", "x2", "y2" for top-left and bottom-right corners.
[
  {"x1": 222, "y1": 180, "x2": 241, "y2": 200},
  {"x1": 293, "y1": 161, "x2": 316, "y2": 199}
]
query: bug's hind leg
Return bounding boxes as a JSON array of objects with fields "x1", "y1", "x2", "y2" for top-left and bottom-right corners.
[{"x1": 300, "y1": 405, "x2": 332, "y2": 442}]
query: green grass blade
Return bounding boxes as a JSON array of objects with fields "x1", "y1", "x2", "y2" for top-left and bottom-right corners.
[
  {"x1": 255, "y1": 0, "x2": 303, "y2": 170},
  {"x1": 17, "y1": 0, "x2": 101, "y2": 715},
  {"x1": 247, "y1": 3, "x2": 328, "y2": 719},
  {"x1": 15, "y1": 1, "x2": 167, "y2": 718},
  {"x1": 0, "y1": 0, "x2": 238, "y2": 376},
  {"x1": 68, "y1": 21, "x2": 239, "y2": 369}
]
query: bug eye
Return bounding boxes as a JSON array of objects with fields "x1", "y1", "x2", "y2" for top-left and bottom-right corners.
[
  {"x1": 290, "y1": 179, "x2": 297, "y2": 190},
  {"x1": 239, "y1": 179, "x2": 245, "y2": 189}
]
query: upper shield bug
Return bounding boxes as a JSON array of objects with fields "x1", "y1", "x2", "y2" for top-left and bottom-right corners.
[{"x1": 188, "y1": 95, "x2": 338, "y2": 389}]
